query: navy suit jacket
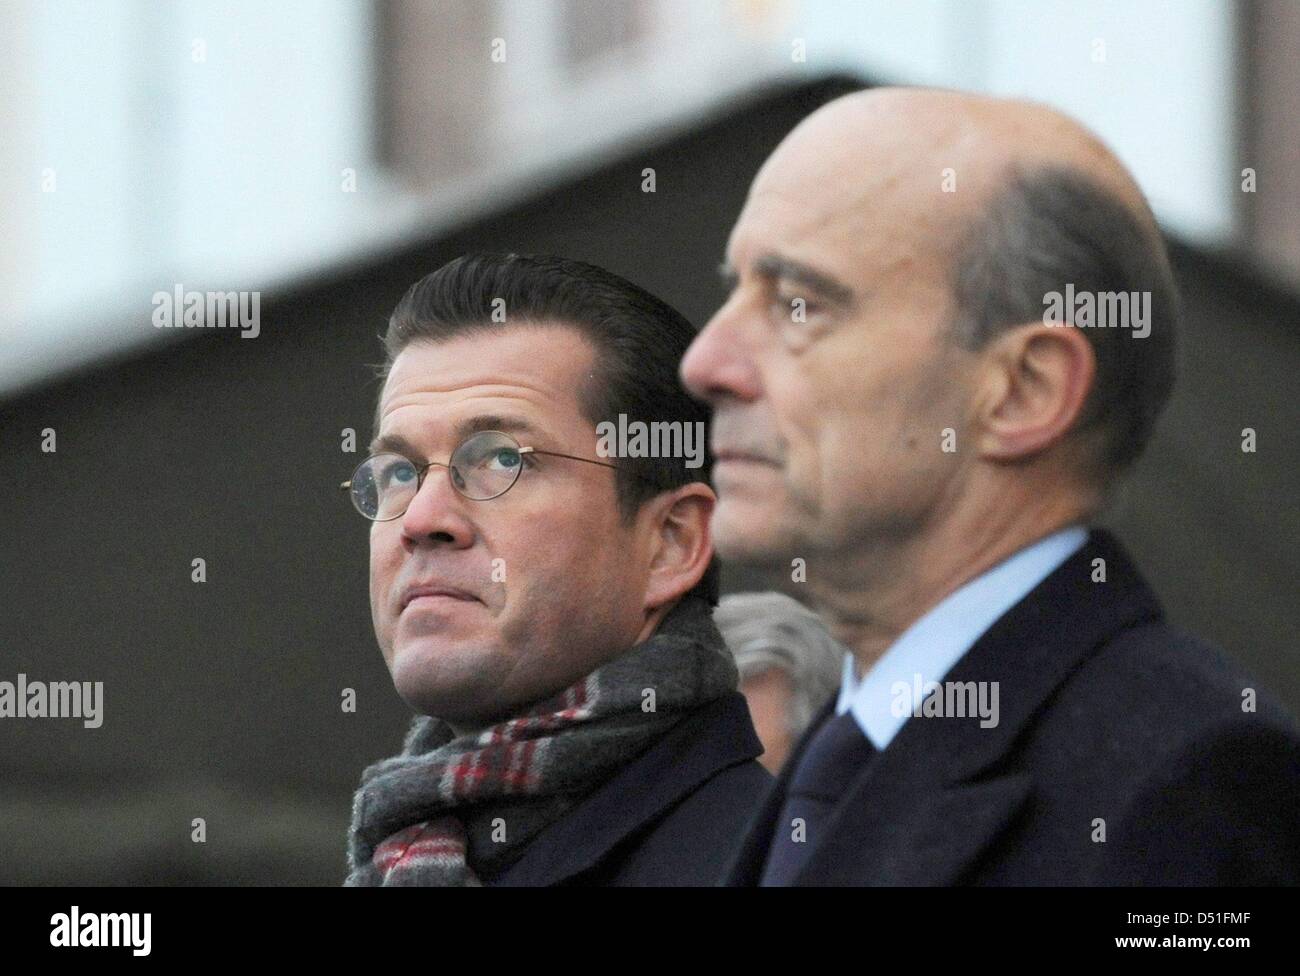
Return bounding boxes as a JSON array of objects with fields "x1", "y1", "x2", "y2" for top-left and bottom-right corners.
[
  {"x1": 490, "y1": 690, "x2": 772, "y2": 886},
  {"x1": 723, "y1": 529, "x2": 1300, "y2": 885}
]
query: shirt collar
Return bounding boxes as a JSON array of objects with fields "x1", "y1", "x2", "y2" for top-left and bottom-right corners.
[{"x1": 835, "y1": 525, "x2": 1089, "y2": 749}]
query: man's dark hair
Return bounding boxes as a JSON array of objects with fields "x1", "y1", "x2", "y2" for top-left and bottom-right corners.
[
  {"x1": 377, "y1": 253, "x2": 719, "y2": 605},
  {"x1": 949, "y1": 165, "x2": 1180, "y2": 480}
]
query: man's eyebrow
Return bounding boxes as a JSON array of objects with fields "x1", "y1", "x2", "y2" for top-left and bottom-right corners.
[
  {"x1": 368, "y1": 414, "x2": 544, "y2": 457},
  {"x1": 750, "y1": 253, "x2": 856, "y2": 308},
  {"x1": 368, "y1": 431, "x2": 421, "y2": 457},
  {"x1": 452, "y1": 414, "x2": 543, "y2": 442}
]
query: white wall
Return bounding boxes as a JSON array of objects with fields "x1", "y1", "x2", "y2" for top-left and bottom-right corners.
[
  {"x1": 1, "y1": 0, "x2": 1239, "y2": 396},
  {"x1": 2, "y1": 0, "x2": 383, "y2": 394}
]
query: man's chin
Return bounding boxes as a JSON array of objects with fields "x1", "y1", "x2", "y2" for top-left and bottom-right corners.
[
  {"x1": 712, "y1": 498, "x2": 798, "y2": 568},
  {"x1": 387, "y1": 636, "x2": 504, "y2": 721}
]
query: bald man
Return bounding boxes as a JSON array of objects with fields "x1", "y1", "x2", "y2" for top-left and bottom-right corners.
[{"x1": 683, "y1": 87, "x2": 1300, "y2": 885}]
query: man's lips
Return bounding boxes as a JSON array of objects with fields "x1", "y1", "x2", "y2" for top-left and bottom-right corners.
[
  {"x1": 713, "y1": 449, "x2": 780, "y2": 466},
  {"x1": 399, "y1": 583, "x2": 482, "y2": 612}
]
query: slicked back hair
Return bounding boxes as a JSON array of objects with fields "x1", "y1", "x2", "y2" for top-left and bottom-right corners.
[
  {"x1": 376, "y1": 253, "x2": 719, "y2": 605},
  {"x1": 948, "y1": 165, "x2": 1179, "y2": 480}
]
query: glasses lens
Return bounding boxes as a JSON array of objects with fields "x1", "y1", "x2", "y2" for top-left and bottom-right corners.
[
  {"x1": 351, "y1": 453, "x2": 419, "y2": 520},
  {"x1": 450, "y1": 431, "x2": 525, "y2": 500}
]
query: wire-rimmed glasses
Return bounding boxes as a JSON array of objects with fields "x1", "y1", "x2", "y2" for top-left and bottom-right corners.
[{"x1": 340, "y1": 428, "x2": 622, "y2": 521}]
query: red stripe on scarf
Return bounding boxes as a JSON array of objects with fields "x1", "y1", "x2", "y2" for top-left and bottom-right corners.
[{"x1": 375, "y1": 820, "x2": 468, "y2": 879}]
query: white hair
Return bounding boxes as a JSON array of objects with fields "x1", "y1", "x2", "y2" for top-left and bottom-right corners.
[{"x1": 713, "y1": 591, "x2": 845, "y2": 738}]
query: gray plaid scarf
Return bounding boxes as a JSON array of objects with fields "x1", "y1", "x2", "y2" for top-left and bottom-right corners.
[{"x1": 344, "y1": 595, "x2": 737, "y2": 886}]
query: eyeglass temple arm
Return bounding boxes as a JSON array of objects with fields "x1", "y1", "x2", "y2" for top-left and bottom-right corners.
[
  {"x1": 529, "y1": 448, "x2": 663, "y2": 486},
  {"x1": 529, "y1": 447, "x2": 619, "y2": 471}
]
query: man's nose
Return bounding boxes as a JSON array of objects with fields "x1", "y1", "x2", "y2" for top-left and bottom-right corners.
[
  {"x1": 399, "y1": 466, "x2": 476, "y2": 552},
  {"x1": 680, "y1": 302, "x2": 762, "y2": 403}
]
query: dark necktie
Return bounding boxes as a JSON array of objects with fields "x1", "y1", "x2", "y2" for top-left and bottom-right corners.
[{"x1": 760, "y1": 711, "x2": 876, "y2": 886}]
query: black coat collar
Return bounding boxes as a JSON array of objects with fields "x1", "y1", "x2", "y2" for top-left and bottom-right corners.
[
  {"x1": 725, "y1": 528, "x2": 1164, "y2": 885},
  {"x1": 493, "y1": 691, "x2": 763, "y2": 886}
]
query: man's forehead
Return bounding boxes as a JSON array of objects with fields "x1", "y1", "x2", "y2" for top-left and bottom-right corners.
[
  {"x1": 750, "y1": 93, "x2": 946, "y2": 199},
  {"x1": 385, "y1": 327, "x2": 592, "y2": 389},
  {"x1": 376, "y1": 328, "x2": 596, "y2": 438},
  {"x1": 726, "y1": 175, "x2": 936, "y2": 287},
  {"x1": 729, "y1": 129, "x2": 998, "y2": 281},
  {"x1": 729, "y1": 182, "x2": 864, "y2": 258}
]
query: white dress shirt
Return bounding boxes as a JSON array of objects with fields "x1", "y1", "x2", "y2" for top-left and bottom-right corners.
[{"x1": 835, "y1": 525, "x2": 1089, "y2": 749}]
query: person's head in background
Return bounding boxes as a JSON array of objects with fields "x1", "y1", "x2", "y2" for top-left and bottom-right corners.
[
  {"x1": 364, "y1": 253, "x2": 718, "y2": 730},
  {"x1": 714, "y1": 592, "x2": 845, "y2": 772},
  {"x1": 681, "y1": 87, "x2": 1178, "y2": 666}
]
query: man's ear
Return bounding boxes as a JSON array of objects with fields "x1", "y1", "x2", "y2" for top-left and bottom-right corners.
[
  {"x1": 972, "y1": 322, "x2": 1096, "y2": 463},
  {"x1": 640, "y1": 482, "x2": 716, "y2": 613}
]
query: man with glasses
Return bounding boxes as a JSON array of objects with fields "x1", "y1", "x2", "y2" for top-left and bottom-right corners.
[{"x1": 342, "y1": 253, "x2": 771, "y2": 886}]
